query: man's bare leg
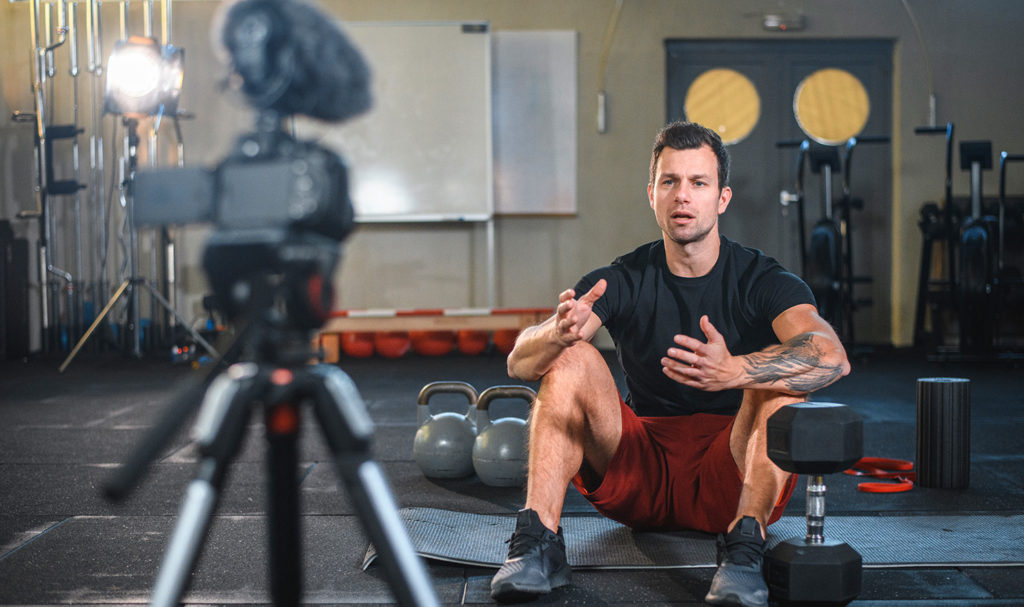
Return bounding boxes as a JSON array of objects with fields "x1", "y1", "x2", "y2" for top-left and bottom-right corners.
[
  {"x1": 727, "y1": 389, "x2": 802, "y2": 536},
  {"x1": 707, "y1": 389, "x2": 801, "y2": 607},
  {"x1": 525, "y1": 341, "x2": 623, "y2": 532},
  {"x1": 491, "y1": 342, "x2": 621, "y2": 601}
]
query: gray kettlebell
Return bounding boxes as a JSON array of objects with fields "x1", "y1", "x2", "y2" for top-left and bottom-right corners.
[
  {"x1": 413, "y1": 381, "x2": 479, "y2": 479},
  {"x1": 472, "y1": 385, "x2": 536, "y2": 487}
]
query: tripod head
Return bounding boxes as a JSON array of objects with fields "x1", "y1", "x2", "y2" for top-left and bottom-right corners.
[{"x1": 203, "y1": 225, "x2": 339, "y2": 366}]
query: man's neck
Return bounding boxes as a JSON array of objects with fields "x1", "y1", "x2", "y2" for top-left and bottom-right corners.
[{"x1": 663, "y1": 232, "x2": 721, "y2": 278}]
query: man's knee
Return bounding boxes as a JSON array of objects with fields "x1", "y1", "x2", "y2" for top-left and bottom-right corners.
[
  {"x1": 533, "y1": 341, "x2": 618, "y2": 422},
  {"x1": 730, "y1": 390, "x2": 805, "y2": 465},
  {"x1": 542, "y1": 341, "x2": 609, "y2": 388}
]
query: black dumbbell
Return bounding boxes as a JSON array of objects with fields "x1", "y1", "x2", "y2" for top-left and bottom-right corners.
[{"x1": 765, "y1": 402, "x2": 864, "y2": 606}]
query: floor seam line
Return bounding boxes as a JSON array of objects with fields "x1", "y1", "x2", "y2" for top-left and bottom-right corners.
[{"x1": 0, "y1": 516, "x2": 74, "y2": 562}]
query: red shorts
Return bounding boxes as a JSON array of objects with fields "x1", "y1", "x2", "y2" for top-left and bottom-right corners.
[{"x1": 571, "y1": 399, "x2": 797, "y2": 534}]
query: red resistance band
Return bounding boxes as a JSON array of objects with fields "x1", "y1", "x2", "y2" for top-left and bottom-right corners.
[{"x1": 844, "y1": 457, "x2": 916, "y2": 493}]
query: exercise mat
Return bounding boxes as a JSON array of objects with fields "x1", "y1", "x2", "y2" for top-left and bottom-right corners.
[{"x1": 363, "y1": 508, "x2": 1024, "y2": 570}]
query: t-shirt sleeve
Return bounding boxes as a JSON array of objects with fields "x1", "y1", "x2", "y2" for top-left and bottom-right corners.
[{"x1": 750, "y1": 267, "x2": 817, "y2": 322}]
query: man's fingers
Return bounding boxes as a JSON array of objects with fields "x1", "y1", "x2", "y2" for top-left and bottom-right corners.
[
  {"x1": 665, "y1": 347, "x2": 696, "y2": 366},
  {"x1": 672, "y1": 333, "x2": 703, "y2": 351},
  {"x1": 662, "y1": 357, "x2": 700, "y2": 384},
  {"x1": 700, "y1": 315, "x2": 724, "y2": 343}
]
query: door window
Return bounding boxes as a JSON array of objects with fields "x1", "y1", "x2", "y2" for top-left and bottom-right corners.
[
  {"x1": 793, "y1": 68, "x2": 870, "y2": 145},
  {"x1": 683, "y1": 68, "x2": 761, "y2": 145}
]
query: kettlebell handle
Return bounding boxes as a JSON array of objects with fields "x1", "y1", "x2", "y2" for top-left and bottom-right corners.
[
  {"x1": 416, "y1": 381, "x2": 479, "y2": 427},
  {"x1": 476, "y1": 385, "x2": 536, "y2": 429}
]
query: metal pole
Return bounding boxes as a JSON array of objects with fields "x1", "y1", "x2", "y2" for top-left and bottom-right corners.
[
  {"x1": 805, "y1": 474, "x2": 826, "y2": 544},
  {"x1": 486, "y1": 217, "x2": 496, "y2": 308},
  {"x1": 67, "y1": 0, "x2": 85, "y2": 344},
  {"x1": 161, "y1": 0, "x2": 173, "y2": 44},
  {"x1": 119, "y1": 0, "x2": 129, "y2": 40},
  {"x1": 143, "y1": 0, "x2": 154, "y2": 38},
  {"x1": 126, "y1": 120, "x2": 142, "y2": 357}
]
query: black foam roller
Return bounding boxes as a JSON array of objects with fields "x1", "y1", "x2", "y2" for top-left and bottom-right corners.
[{"x1": 916, "y1": 377, "x2": 970, "y2": 489}]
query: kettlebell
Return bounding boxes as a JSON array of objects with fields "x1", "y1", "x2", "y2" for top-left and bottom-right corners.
[
  {"x1": 413, "y1": 381, "x2": 479, "y2": 479},
  {"x1": 472, "y1": 385, "x2": 536, "y2": 487}
]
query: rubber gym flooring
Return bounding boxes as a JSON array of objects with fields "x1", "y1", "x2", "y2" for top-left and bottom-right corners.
[{"x1": 1, "y1": 347, "x2": 1022, "y2": 605}]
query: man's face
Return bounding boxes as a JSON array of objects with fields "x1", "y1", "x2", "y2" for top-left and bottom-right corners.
[{"x1": 647, "y1": 145, "x2": 732, "y2": 247}]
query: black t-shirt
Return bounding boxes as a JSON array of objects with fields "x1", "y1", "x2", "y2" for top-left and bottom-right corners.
[{"x1": 574, "y1": 236, "x2": 815, "y2": 417}]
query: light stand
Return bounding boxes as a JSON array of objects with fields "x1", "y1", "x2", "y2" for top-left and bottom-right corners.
[
  {"x1": 59, "y1": 35, "x2": 197, "y2": 371},
  {"x1": 59, "y1": 117, "x2": 213, "y2": 371}
]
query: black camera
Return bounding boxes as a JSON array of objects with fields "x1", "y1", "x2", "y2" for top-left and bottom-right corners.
[
  {"x1": 132, "y1": 0, "x2": 371, "y2": 329},
  {"x1": 135, "y1": 129, "x2": 355, "y2": 243}
]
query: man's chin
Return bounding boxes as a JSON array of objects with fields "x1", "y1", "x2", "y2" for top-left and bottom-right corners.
[{"x1": 667, "y1": 228, "x2": 714, "y2": 246}]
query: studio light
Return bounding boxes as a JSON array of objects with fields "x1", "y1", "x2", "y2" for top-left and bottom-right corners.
[{"x1": 104, "y1": 35, "x2": 184, "y2": 117}]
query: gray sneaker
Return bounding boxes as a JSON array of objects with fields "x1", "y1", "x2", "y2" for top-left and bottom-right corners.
[
  {"x1": 490, "y1": 509, "x2": 571, "y2": 602},
  {"x1": 704, "y1": 516, "x2": 769, "y2": 607}
]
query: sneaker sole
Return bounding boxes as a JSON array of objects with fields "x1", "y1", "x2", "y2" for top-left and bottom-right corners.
[
  {"x1": 491, "y1": 569, "x2": 571, "y2": 603},
  {"x1": 704, "y1": 590, "x2": 767, "y2": 607}
]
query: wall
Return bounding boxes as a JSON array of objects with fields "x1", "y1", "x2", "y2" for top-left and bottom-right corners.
[{"x1": 2, "y1": 0, "x2": 1023, "y2": 348}]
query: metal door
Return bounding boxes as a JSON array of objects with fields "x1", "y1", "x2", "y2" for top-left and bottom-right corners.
[{"x1": 666, "y1": 40, "x2": 893, "y2": 346}]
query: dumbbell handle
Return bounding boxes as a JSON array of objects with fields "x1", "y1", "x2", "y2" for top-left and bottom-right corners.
[{"x1": 805, "y1": 474, "x2": 826, "y2": 544}]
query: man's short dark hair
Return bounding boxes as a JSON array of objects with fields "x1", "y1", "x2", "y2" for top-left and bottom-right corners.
[{"x1": 649, "y1": 121, "x2": 730, "y2": 190}]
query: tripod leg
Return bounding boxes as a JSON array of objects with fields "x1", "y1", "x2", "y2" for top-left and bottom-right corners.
[
  {"x1": 265, "y1": 401, "x2": 302, "y2": 607},
  {"x1": 150, "y1": 363, "x2": 262, "y2": 607},
  {"x1": 151, "y1": 478, "x2": 219, "y2": 607},
  {"x1": 307, "y1": 365, "x2": 439, "y2": 607},
  {"x1": 140, "y1": 280, "x2": 219, "y2": 357},
  {"x1": 58, "y1": 278, "x2": 130, "y2": 372}
]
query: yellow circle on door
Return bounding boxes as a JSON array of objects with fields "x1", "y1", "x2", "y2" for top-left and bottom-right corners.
[
  {"x1": 793, "y1": 68, "x2": 870, "y2": 145},
  {"x1": 684, "y1": 68, "x2": 760, "y2": 145}
]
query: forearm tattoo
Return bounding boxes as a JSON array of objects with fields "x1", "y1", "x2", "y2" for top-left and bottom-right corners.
[{"x1": 741, "y1": 333, "x2": 844, "y2": 393}]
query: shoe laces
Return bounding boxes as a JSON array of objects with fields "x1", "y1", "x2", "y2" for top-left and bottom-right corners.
[{"x1": 505, "y1": 527, "x2": 544, "y2": 559}]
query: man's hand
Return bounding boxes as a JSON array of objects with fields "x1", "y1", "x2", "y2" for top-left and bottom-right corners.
[
  {"x1": 661, "y1": 315, "x2": 744, "y2": 391},
  {"x1": 507, "y1": 279, "x2": 606, "y2": 380},
  {"x1": 553, "y1": 279, "x2": 606, "y2": 347}
]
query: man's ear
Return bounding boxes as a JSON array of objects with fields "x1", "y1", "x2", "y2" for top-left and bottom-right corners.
[{"x1": 717, "y1": 186, "x2": 732, "y2": 214}]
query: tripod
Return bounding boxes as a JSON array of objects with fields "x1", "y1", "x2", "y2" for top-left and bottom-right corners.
[
  {"x1": 104, "y1": 261, "x2": 438, "y2": 606},
  {"x1": 58, "y1": 117, "x2": 212, "y2": 372}
]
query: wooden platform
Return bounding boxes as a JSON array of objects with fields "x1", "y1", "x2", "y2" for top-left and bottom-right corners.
[{"x1": 319, "y1": 308, "x2": 552, "y2": 333}]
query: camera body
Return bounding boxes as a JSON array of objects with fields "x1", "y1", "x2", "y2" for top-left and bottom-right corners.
[
  {"x1": 135, "y1": 127, "x2": 353, "y2": 329},
  {"x1": 135, "y1": 129, "x2": 354, "y2": 243},
  {"x1": 130, "y1": 0, "x2": 370, "y2": 331}
]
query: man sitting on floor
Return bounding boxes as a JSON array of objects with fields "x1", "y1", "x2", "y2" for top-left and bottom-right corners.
[{"x1": 490, "y1": 121, "x2": 850, "y2": 606}]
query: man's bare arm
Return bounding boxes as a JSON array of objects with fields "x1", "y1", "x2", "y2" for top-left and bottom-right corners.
[
  {"x1": 737, "y1": 329, "x2": 848, "y2": 394},
  {"x1": 507, "y1": 280, "x2": 606, "y2": 381},
  {"x1": 661, "y1": 304, "x2": 850, "y2": 395}
]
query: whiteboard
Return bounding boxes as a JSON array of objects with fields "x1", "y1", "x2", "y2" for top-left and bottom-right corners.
[
  {"x1": 298, "y1": 22, "x2": 493, "y2": 222},
  {"x1": 493, "y1": 31, "x2": 578, "y2": 215}
]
